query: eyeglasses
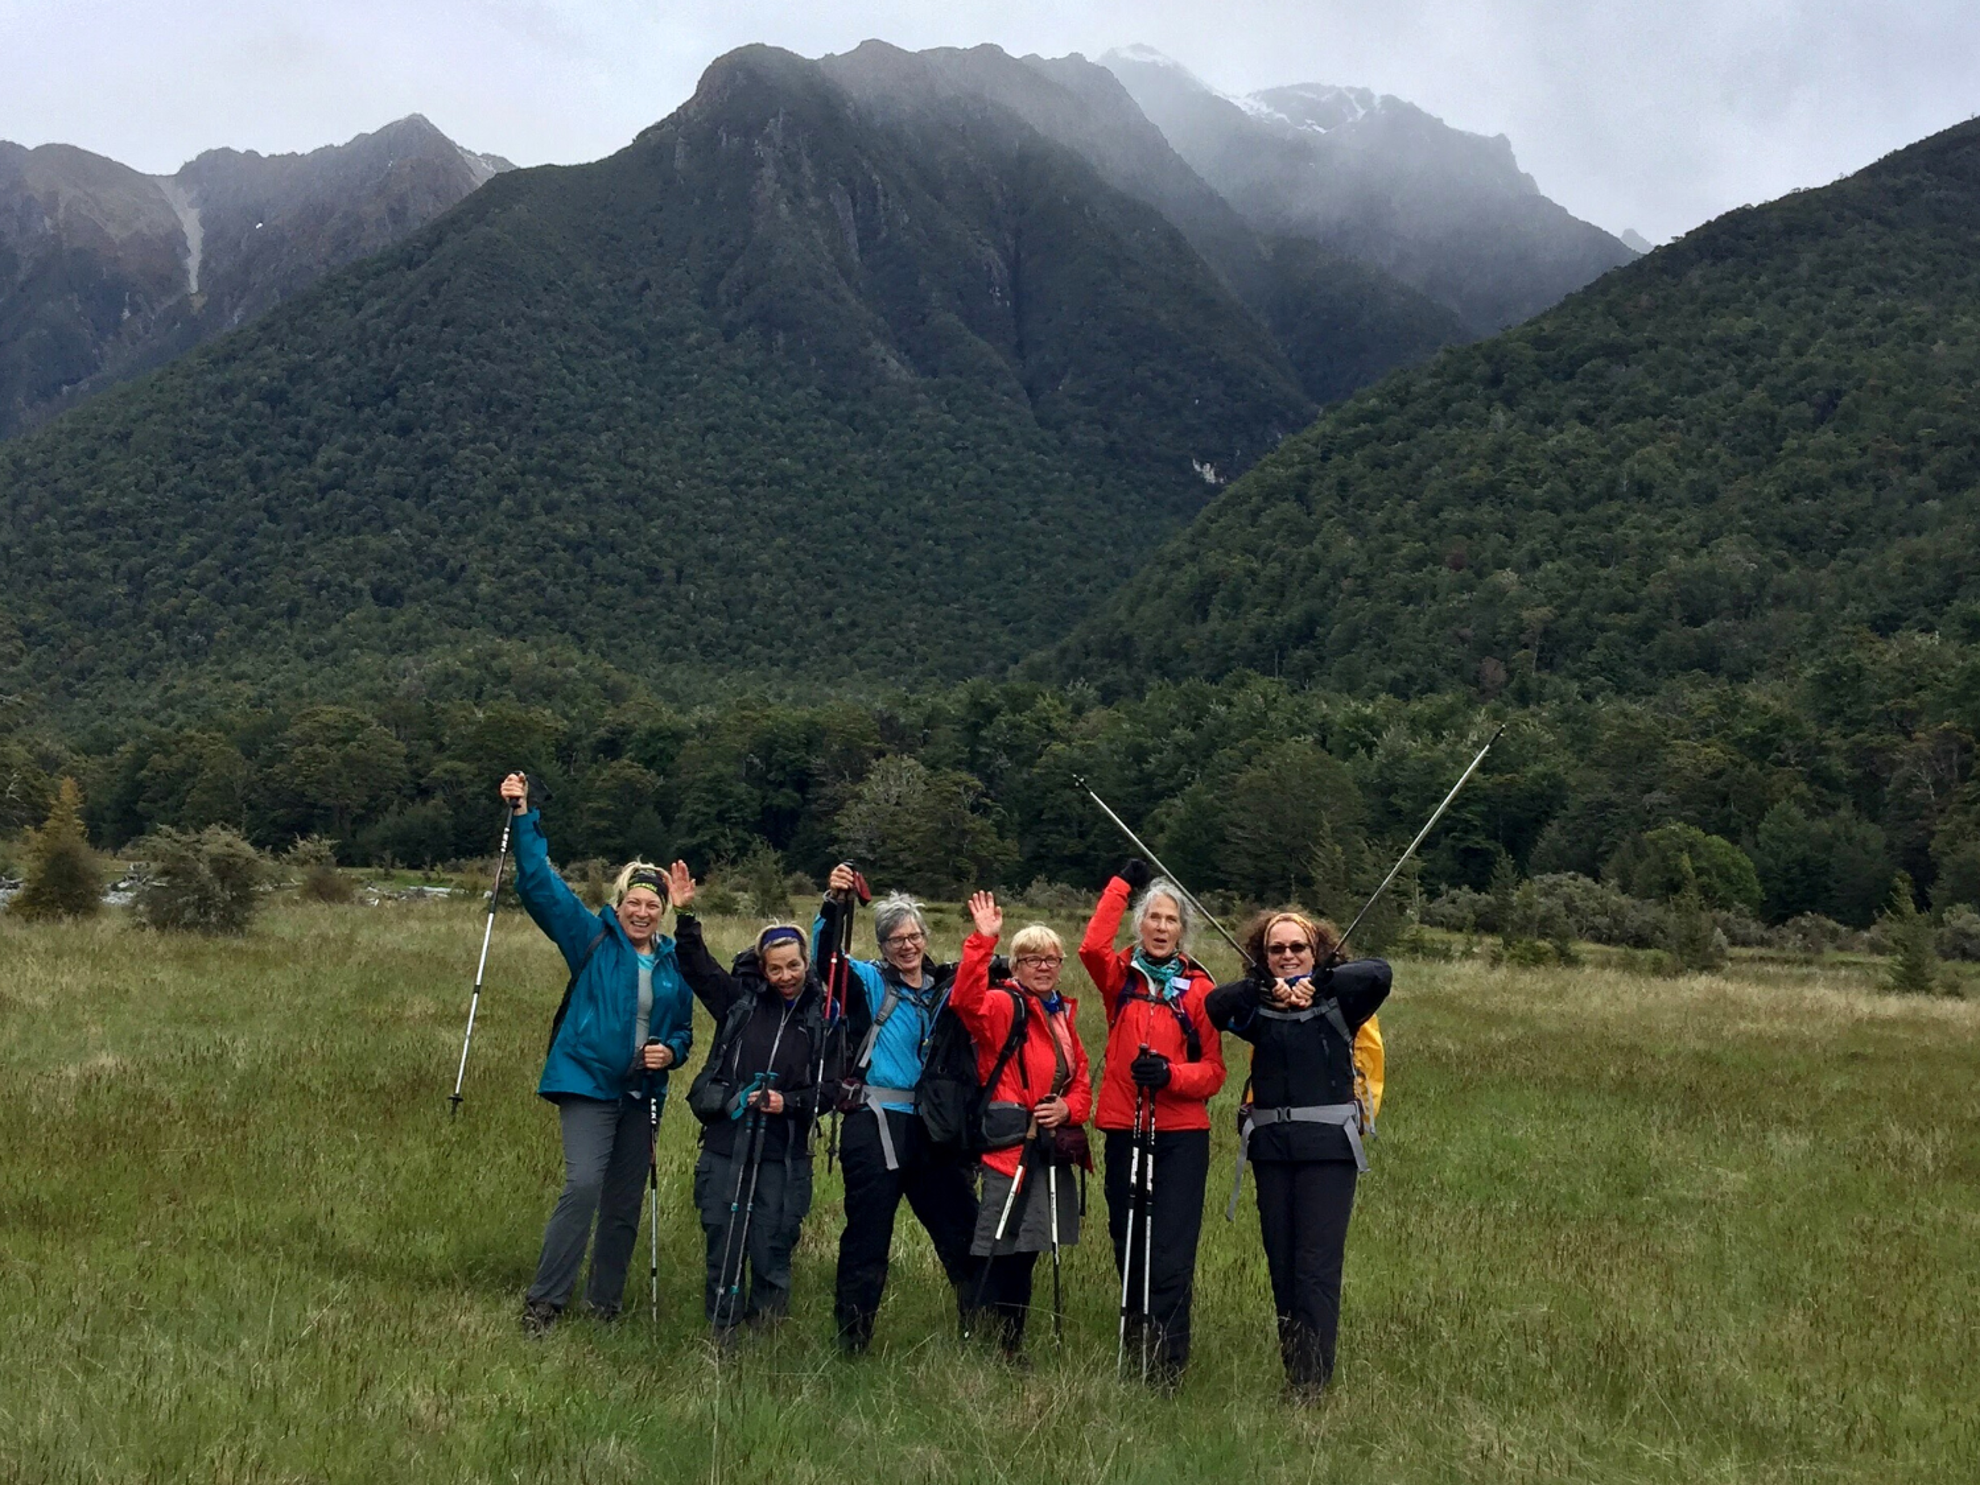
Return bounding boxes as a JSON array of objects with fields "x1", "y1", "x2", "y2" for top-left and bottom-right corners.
[
  {"x1": 882, "y1": 931, "x2": 926, "y2": 948},
  {"x1": 1016, "y1": 954, "x2": 1064, "y2": 967},
  {"x1": 1266, "y1": 941, "x2": 1313, "y2": 956}
]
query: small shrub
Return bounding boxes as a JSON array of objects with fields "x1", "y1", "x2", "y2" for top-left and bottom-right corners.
[
  {"x1": 697, "y1": 865, "x2": 743, "y2": 917},
  {"x1": 286, "y1": 835, "x2": 353, "y2": 905},
  {"x1": 134, "y1": 827, "x2": 269, "y2": 935},
  {"x1": 1778, "y1": 913, "x2": 1848, "y2": 954},
  {"x1": 1881, "y1": 873, "x2": 1943, "y2": 995},
  {"x1": 784, "y1": 869, "x2": 818, "y2": 900},
  {"x1": 1389, "y1": 924, "x2": 1457, "y2": 960},
  {"x1": 1664, "y1": 856, "x2": 1727, "y2": 972},
  {"x1": 564, "y1": 858, "x2": 609, "y2": 909},
  {"x1": 1421, "y1": 886, "x2": 1493, "y2": 933},
  {"x1": 10, "y1": 777, "x2": 102, "y2": 921},
  {"x1": 1013, "y1": 878, "x2": 1089, "y2": 914},
  {"x1": 1495, "y1": 937, "x2": 1559, "y2": 968},
  {"x1": 1937, "y1": 906, "x2": 1980, "y2": 963},
  {"x1": 741, "y1": 842, "x2": 790, "y2": 919}
]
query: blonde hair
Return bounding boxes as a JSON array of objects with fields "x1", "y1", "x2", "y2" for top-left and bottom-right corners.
[
  {"x1": 611, "y1": 860, "x2": 668, "y2": 907},
  {"x1": 1010, "y1": 924, "x2": 1064, "y2": 960}
]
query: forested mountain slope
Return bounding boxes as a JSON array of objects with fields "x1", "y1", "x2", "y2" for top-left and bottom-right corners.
[
  {"x1": 1057, "y1": 118, "x2": 1980, "y2": 700},
  {"x1": 0, "y1": 117, "x2": 509, "y2": 438},
  {"x1": 0, "y1": 45, "x2": 1316, "y2": 718}
]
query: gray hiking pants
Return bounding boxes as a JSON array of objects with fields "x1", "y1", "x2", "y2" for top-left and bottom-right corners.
[{"x1": 527, "y1": 1094, "x2": 654, "y2": 1316}]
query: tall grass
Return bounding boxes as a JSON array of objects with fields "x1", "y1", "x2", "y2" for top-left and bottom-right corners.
[{"x1": 1, "y1": 902, "x2": 1974, "y2": 1483}]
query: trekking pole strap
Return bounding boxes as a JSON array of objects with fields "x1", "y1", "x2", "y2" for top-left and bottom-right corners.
[{"x1": 1226, "y1": 1102, "x2": 1366, "y2": 1219}]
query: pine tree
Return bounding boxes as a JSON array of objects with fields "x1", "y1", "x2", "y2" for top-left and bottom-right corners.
[
  {"x1": 1882, "y1": 873, "x2": 1942, "y2": 995},
  {"x1": 10, "y1": 777, "x2": 102, "y2": 921}
]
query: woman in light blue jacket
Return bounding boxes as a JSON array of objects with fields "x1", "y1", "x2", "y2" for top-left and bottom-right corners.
[{"x1": 500, "y1": 773, "x2": 693, "y2": 1336}]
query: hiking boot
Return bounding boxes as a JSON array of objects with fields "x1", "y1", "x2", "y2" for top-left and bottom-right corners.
[
  {"x1": 836, "y1": 1313, "x2": 875, "y2": 1356},
  {"x1": 520, "y1": 1298, "x2": 560, "y2": 1339}
]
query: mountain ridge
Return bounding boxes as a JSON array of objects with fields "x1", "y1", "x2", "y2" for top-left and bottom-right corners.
[{"x1": 0, "y1": 116, "x2": 511, "y2": 437}]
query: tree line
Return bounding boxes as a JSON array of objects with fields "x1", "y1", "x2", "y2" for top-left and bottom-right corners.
[{"x1": 4, "y1": 631, "x2": 1974, "y2": 935}]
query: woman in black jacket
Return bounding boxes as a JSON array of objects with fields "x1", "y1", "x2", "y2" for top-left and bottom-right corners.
[
  {"x1": 665, "y1": 862, "x2": 833, "y2": 1336},
  {"x1": 1205, "y1": 910, "x2": 1389, "y2": 1400}
]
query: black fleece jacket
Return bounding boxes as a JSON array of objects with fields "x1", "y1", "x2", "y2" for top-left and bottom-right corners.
[
  {"x1": 674, "y1": 913, "x2": 831, "y2": 1160},
  {"x1": 1205, "y1": 958, "x2": 1391, "y2": 1164}
]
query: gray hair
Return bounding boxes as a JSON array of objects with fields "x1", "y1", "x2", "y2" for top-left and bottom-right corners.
[
  {"x1": 872, "y1": 891, "x2": 928, "y2": 947},
  {"x1": 1132, "y1": 878, "x2": 1194, "y2": 951}
]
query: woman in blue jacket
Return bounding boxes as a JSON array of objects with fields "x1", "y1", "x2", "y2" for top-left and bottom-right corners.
[{"x1": 501, "y1": 773, "x2": 694, "y2": 1336}]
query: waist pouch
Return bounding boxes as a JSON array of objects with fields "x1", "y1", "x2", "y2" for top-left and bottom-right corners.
[
  {"x1": 981, "y1": 1101, "x2": 1030, "y2": 1151},
  {"x1": 1044, "y1": 1124, "x2": 1092, "y2": 1170}
]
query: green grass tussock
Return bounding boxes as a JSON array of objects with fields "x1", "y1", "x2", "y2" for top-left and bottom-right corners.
[{"x1": 2, "y1": 903, "x2": 1975, "y2": 1482}]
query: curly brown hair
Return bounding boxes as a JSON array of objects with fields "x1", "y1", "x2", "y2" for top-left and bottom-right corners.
[{"x1": 1239, "y1": 908, "x2": 1341, "y2": 971}]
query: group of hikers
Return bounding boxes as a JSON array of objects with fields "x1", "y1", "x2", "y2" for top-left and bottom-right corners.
[{"x1": 495, "y1": 771, "x2": 1390, "y2": 1397}]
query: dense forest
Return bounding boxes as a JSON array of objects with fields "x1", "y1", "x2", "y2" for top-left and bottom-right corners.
[{"x1": 4, "y1": 614, "x2": 1973, "y2": 935}]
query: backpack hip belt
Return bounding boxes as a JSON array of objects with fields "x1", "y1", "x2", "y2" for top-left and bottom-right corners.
[
  {"x1": 1226, "y1": 1102, "x2": 1366, "y2": 1220},
  {"x1": 861, "y1": 1085, "x2": 917, "y2": 1171}
]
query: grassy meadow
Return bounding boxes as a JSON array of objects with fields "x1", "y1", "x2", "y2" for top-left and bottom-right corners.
[{"x1": 1, "y1": 895, "x2": 1976, "y2": 1484}]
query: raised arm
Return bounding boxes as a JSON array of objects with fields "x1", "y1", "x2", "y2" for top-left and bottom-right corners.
[
  {"x1": 665, "y1": 861, "x2": 742, "y2": 1019},
  {"x1": 950, "y1": 891, "x2": 1016, "y2": 1046},
  {"x1": 1079, "y1": 873, "x2": 1135, "y2": 1017},
  {"x1": 502, "y1": 774, "x2": 602, "y2": 968}
]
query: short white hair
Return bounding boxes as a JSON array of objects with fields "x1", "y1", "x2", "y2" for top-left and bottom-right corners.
[
  {"x1": 1132, "y1": 878, "x2": 1194, "y2": 951},
  {"x1": 872, "y1": 892, "x2": 927, "y2": 946}
]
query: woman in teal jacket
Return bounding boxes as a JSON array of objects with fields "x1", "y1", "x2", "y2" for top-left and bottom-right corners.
[{"x1": 502, "y1": 773, "x2": 693, "y2": 1336}]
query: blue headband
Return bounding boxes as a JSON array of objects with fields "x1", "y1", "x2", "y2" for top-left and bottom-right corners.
[{"x1": 758, "y1": 927, "x2": 805, "y2": 952}]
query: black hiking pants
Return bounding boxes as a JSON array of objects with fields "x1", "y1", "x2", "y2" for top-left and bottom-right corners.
[
  {"x1": 1253, "y1": 1158, "x2": 1358, "y2": 1390},
  {"x1": 972, "y1": 1250, "x2": 1040, "y2": 1355},
  {"x1": 695, "y1": 1145, "x2": 813, "y2": 1329},
  {"x1": 834, "y1": 1106, "x2": 979, "y2": 1346},
  {"x1": 1104, "y1": 1127, "x2": 1209, "y2": 1377}
]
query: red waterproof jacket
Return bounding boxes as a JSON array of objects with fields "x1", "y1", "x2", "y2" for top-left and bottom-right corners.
[
  {"x1": 952, "y1": 932, "x2": 1094, "y2": 1177},
  {"x1": 1079, "y1": 876, "x2": 1226, "y2": 1132}
]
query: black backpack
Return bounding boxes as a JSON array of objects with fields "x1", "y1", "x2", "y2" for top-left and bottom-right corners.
[{"x1": 916, "y1": 986, "x2": 1028, "y2": 1158}]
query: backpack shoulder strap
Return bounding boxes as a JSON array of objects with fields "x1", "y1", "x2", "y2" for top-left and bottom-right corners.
[
  {"x1": 547, "y1": 926, "x2": 611, "y2": 1055},
  {"x1": 853, "y1": 976, "x2": 905, "y2": 1071},
  {"x1": 979, "y1": 987, "x2": 1028, "y2": 1100}
]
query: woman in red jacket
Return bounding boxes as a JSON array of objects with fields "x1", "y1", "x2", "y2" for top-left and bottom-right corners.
[
  {"x1": 1079, "y1": 859, "x2": 1227, "y2": 1385},
  {"x1": 953, "y1": 891, "x2": 1093, "y2": 1362}
]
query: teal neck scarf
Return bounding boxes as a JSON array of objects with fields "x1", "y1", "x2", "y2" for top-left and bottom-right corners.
[{"x1": 1131, "y1": 949, "x2": 1184, "y2": 1002}]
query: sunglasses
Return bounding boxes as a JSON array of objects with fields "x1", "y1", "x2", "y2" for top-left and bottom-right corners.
[{"x1": 1266, "y1": 941, "x2": 1313, "y2": 956}]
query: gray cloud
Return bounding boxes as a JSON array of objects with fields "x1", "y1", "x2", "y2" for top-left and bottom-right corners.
[{"x1": 2, "y1": 0, "x2": 1974, "y2": 242}]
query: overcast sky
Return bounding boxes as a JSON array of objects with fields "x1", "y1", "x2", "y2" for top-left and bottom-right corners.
[{"x1": 3, "y1": 0, "x2": 1975, "y2": 243}]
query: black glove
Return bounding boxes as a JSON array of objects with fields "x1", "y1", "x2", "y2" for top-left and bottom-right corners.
[
  {"x1": 1118, "y1": 857, "x2": 1153, "y2": 893},
  {"x1": 1130, "y1": 1051, "x2": 1171, "y2": 1089}
]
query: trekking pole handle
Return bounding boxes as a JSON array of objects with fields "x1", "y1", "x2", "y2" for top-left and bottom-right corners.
[{"x1": 1071, "y1": 775, "x2": 1251, "y2": 967}]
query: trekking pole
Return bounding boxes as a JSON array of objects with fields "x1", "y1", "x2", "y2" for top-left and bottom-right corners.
[
  {"x1": 645, "y1": 1046, "x2": 662, "y2": 1328},
  {"x1": 818, "y1": 868, "x2": 869, "y2": 1174},
  {"x1": 715, "y1": 1076, "x2": 778, "y2": 1332},
  {"x1": 1335, "y1": 724, "x2": 1506, "y2": 957},
  {"x1": 449, "y1": 779, "x2": 524, "y2": 1115},
  {"x1": 1140, "y1": 1096, "x2": 1157, "y2": 1384},
  {"x1": 1072, "y1": 776, "x2": 1251, "y2": 968},
  {"x1": 1046, "y1": 1159, "x2": 1063, "y2": 1348},
  {"x1": 1115, "y1": 1067, "x2": 1149, "y2": 1376},
  {"x1": 964, "y1": 1119, "x2": 1039, "y2": 1336}
]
